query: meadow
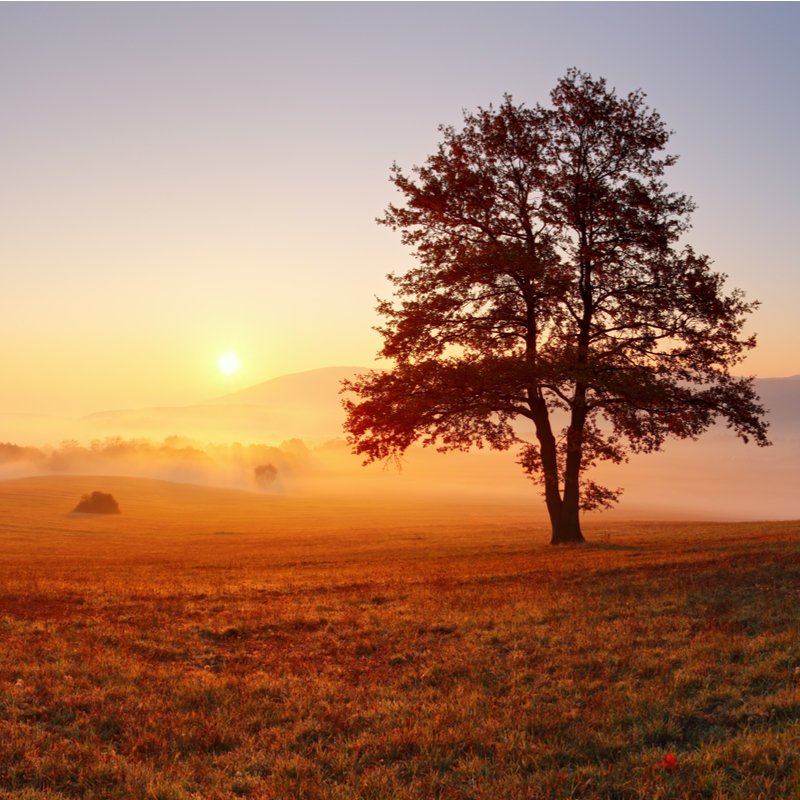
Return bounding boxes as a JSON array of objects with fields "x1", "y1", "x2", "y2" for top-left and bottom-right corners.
[{"x1": 1, "y1": 475, "x2": 799, "y2": 799}]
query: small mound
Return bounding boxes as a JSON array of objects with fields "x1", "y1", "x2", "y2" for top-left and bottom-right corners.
[{"x1": 73, "y1": 491, "x2": 121, "y2": 515}]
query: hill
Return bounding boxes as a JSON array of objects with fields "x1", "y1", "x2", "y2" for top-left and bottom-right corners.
[
  {"x1": 209, "y1": 365, "x2": 363, "y2": 408},
  {"x1": 80, "y1": 366, "x2": 365, "y2": 442},
  {"x1": 0, "y1": 473, "x2": 545, "y2": 549},
  {"x1": 80, "y1": 368, "x2": 800, "y2": 445}
]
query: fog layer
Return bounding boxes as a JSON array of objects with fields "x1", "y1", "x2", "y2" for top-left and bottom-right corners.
[{"x1": 0, "y1": 368, "x2": 797, "y2": 521}]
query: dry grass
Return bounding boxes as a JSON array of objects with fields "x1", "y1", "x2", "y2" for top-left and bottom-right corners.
[{"x1": 1, "y1": 475, "x2": 799, "y2": 799}]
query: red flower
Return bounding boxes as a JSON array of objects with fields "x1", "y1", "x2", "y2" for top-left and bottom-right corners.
[{"x1": 660, "y1": 752, "x2": 678, "y2": 771}]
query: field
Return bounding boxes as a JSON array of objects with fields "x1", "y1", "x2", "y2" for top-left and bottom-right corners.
[{"x1": 1, "y1": 475, "x2": 799, "y2": 799}]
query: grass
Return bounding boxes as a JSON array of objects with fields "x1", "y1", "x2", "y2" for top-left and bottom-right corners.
[{"x1": 1, "y1": 475, "x2": 799, "y2": 799}]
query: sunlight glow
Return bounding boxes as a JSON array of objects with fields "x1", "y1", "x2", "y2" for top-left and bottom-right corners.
[{"x1": 218, "y1": 352, "x2": 240, "y2": 375}]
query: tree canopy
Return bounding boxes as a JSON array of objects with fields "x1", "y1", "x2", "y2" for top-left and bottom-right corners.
[{"x1": 343, "y1": 69, "x2": 769, "y2": 544}]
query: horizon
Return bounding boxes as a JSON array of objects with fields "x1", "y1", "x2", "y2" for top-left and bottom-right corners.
[
  {"x1": 2, "y1": 363, "x2": 800, "y2": 423},
  {"x1": 1, "y1": 363, "x2": 799, "y2": 433},
  {"x1": 1, "y1": 364, "x2": 798, "y2": 523}
]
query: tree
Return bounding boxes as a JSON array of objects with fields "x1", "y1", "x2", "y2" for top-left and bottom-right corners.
[{"x1": 343, "y1": 69, "x2": 769, "y2": 545}]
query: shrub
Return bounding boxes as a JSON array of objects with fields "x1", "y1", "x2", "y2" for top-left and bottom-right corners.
[{"x1": 72, "y1": 491, "x2": 120, "y2": 514}]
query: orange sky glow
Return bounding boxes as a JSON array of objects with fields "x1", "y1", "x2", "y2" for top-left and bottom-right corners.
[{"x1": 1, "y1": 4, "x2": 798, "y2": 421}]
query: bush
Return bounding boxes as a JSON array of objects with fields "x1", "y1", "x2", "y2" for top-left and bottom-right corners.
[{"x1": 72, "y1": 491, "x2": 120, "y2": 515}]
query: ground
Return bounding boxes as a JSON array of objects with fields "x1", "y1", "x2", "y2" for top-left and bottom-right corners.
[{"x1": 1, "y1": 476, "x2": 799, "y2": 799}]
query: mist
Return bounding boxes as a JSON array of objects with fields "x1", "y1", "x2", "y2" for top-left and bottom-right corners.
[
  {"x1": 1, "y1": 425, "x2": 797, "y2": 522},
  {"x1": 0, "y1": 368, "x2": 797, "y2": 522},
  {"x1": 0, "y1": 436, "x2": 314, "y2": 494}
]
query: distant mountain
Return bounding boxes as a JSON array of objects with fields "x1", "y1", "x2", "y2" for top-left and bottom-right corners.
[
  {"x1": 80, "y1": 368, "x2": 799, "y2": 444},
  {"x1": 209, "y1": 365, "x2": 365, "y2": 408},
  {"x1": 81, "y1": 366, "x2": 369, "y2": 442}
]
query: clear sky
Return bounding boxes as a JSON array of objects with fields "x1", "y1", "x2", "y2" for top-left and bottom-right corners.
[{"x1": 2, "y1": 2, "x2": 798, "y2": 416}]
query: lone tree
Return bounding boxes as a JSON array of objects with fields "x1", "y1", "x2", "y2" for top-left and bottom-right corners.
[{"x1": 343, "y1": 69, "x2": 769, "y2": 544}]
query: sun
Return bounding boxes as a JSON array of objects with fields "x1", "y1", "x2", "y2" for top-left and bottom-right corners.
[{"x1": 218, "y1": 352, "x2": 240, "y2": 375}]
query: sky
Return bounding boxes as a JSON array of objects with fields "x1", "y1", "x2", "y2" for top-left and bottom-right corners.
[{"x1": 2, "y1": 1, "x2": 799, "y2": 417}]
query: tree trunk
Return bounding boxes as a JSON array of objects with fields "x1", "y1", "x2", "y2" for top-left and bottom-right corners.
[
  {"x1": 551, "y1": 432, "x2": 585, "y2": 544},
  {"x1": 551, "y1": 404, "x2": 587, "y2": 545},
  {"x1": 552, "y1": 493, "x2": 585, "y2": 544},
  {"x1": 528, "y1": 393, "x2": 564, "y2": 540}
]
